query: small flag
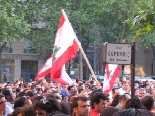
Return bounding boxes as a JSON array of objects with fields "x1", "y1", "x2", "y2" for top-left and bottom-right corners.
[{"x1": 103, "y1": 64, "x2": 121, "y2": 94}]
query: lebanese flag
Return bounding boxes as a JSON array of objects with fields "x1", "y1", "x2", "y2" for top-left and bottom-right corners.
[
  {"x1": 34, "y1": 54, "x2": 53, "y2": 81},
  {"x1": 34, "y1": 54, "x2": 73, "y2": 85},
  {"x1": 52, "y1": 64, "x2": 73, "y2": 85},
  {"x1": 50, "y1": 9, "x2": 80, "y2": 85},
  {"x1": 103, "y1": 64, "x2": 121, "y2": 94}
]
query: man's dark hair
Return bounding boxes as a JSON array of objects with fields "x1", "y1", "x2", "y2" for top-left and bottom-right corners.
[
  {"x1": 72, "y1": 96, "x2": 89, "y2": 108},
  {"x1": 85, "y1": 84, "x2": 91, "y2": 90},
  {"x1": 31, "y1": 85, "x2": 36, "y2": 89},
  {"x1": 46, "y1": 93, "x2": 57, "y2": 99},
  {"x1": 14, "y1": 97, "x2": 25, "y2": 109},
  {"x1": 112, "y1": 88, "x2": 119, "y2": 94},
  {"x1": 78, "y1": 88, "x2": 84, "y2": 94},
  {"x1": 91, "y1": 92, "x2": 109, "y2": 109},
  {"x1": 125, "y1": 97, "x2": 144, "y2": 109},
  {"x1": 118, "y1": 94, "x2": 130, "y2": 103},
  {"x1": 90, "y1": 89, "x2": 103, "y2": 97},
  {"x1": 11, "y1": 107, "x2": 24, "y2": 116},
  {"x1": 100, "y1": 106, "x2": 120, "y2": 116},
  {"x1": 33, "y1": 96, "x2": 44, "y2": 104},
  {"x1": 2, "y1": 88, "x2": 11, "y2": 98},
  {"x1": 0, "y1": 94, "x2": 5, "y2": 98},
  {"x1": 26, "y1": 91, "x2": 35, "y2": 97},
  {"x1": 67, "y1": 86, "x2": 74, "y2": 91},
  {"x1": 60, "y1": 102, "x2": 72, "y2": 115},
  {"x1": 22, "y1": 106, "x2": 36, "y2": 116},
  {"x1": 33, "y1": 98, "x2": 61, "y2": 114},
  {"x1": 17, "y1": 91, "x2": 26, "y2": 98},
  {"x1": 43, "y1": 87, "x2": 50, "y2": 93},
  {"x1": 141, "y1": 95, "x2": 154, "y2": 111},
  {"x1": 113, "y1": 108, "x2": 155, "y2": 116},
  {"x1": 16, "y1": 88, "x2": 21, "y2": 93},
  {"x1": 110, "y1": 94, "x2": 120, "y2": 107}
]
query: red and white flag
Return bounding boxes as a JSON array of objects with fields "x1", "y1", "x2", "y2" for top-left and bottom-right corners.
[
  {"x1": 34, "y1": 54, "x2": 53, "y2": 81},
  {"x1": 103, "y1": 64, "x2": 121, "y2": 94},
  {"x1": 34, "y1": 54, "x2": 73, "y2": 85},
  {"x1": 50, "y1": 9, "x2": 80, "y2": 85},
  {"x1": 34, "y1": 9, "x2": 80, "y2": 85}
]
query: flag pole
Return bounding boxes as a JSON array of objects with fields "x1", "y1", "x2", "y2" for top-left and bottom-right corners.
[
  {"x1": 61, "y1": 9, "x2": 97, "y2": 81},
  {"x1": 79, "y1": 46, "x2": 97, "y2": 80}
]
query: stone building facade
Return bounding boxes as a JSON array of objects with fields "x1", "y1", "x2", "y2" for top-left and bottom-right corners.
[
  {"x1": 124, "y1": 42, "x2": 152, "y2": 76},
  {"x1": 2, "y1": 40, "x2": 45, "y2": 82}
]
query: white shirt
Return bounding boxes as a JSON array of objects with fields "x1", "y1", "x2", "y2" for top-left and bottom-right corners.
[{"x1": 5, "y1": 102, "x2": 14, "y2": 116}]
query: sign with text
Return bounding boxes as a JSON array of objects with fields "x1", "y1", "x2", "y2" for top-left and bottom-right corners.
[
  {"x1": 103, "y1": 43, "x2": 132, "y2": 64},
  {"x1": 2, "y1": 54, "x2": 46, "y2": 60}
]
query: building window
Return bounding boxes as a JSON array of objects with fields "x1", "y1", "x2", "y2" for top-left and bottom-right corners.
[
  {"x1": 21, "y1": 60, "x2": 38, "y2": 82},
  {"x1": 21, "y1": 60, "x2": 38, "y2": 70}
]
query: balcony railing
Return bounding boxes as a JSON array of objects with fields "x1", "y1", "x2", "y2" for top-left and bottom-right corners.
[
  {"x1": 24, "y1": 49, "x2": 37, "y2": 54},
  {"x1": 2, "y1": 47, "x2": 13, "y2": 53}
]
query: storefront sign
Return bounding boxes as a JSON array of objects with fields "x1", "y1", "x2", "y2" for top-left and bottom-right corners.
[
  {"x1": 3, "y1": 54, "x2": 45, "y2": 60},
  {"x1": 2, "y1": 68, "x2": 9, "y2": 74},
  {"x1": 5, "y1": 54, "x2": 23, "y2": 59}
]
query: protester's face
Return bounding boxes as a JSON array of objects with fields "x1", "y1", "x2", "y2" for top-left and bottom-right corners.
[
  {"x1": 5, "y1": 85, "x2": 12, "y2": 90},
  {"x1": 135, "y1": 84, "x2": 139, "y2": 89},
  {"x1": 145, "y1": 85, "x2": 150, "y2": 90},
  {"x1": 113, "y1": 83, "x2": 118, "y2": 88},
  {"x1": 36, "y1": 109, "x2": 47, "y2": 116},
  {"x1": 27, "y1": 83, "x2": 31, "y2": 88},
  {"x1": 114, "y1": 89, "x2": 120, "y2": 96},
  {"x1": 135, "y1": 89, "x2": 139, "y2": 95},
  {"x1": 139, "y1": 90, "x2": 146, "y2": 99},
  {"x1": 38, "y1": 90, "x2": 43, "y2": 95},
  {"x1": 0, "y1": 97, "x2": 6, "y2": 111},
  {"x1": 95, "y1": 99, "x2": 109, "y2": 113},
  {"x1": 122, "y1": 83, "x2": 129, "y2": 90},
  {"x1": 14, "y1": 84, "x2": 19, "y2": 89},
  {"x1": 69, "y1": 88, "x2": 74, "y2": 94},
  {"x1": 42, "y1": 79, "x2": 46, "y2": 84},
  {"x1": 74, "y1": 100, "x2": 90, "y2": 116}
]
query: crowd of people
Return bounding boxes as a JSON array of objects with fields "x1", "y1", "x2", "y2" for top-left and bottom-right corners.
[{"x1": 0, "y1": 76, "x2": 155, "y2": 116}]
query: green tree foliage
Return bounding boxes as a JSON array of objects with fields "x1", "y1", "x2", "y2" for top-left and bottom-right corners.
[
  {"x1": 24, "y1": 0, "x2": 143, "y2": 55},
  {"x1": 0, "y1": 0, "x2": 30, "y2": 49},
  {"x1": 125, "y1": 0, "x2": 155, "y2": 47},
  {"x1": 24, "y1": 0, "x2": 102, "y2": 55},
  {"x1": 0, "y1": 0, "x2": 31, "y2": 81}
]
